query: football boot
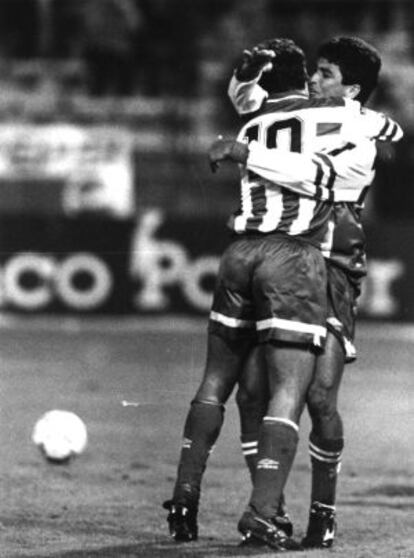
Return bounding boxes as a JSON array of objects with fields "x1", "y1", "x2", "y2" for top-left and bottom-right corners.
[
  {"x1": 239, "y1": 510, "x2": 293, "y2": 547},
  {"x1": 163, "y1": 499, "x2": 198, "y2": 542},
  {"x1": 238, "y1": 508, "x2": 302, "y2": 551},
  {"x1": 301, "y1": 501, "x2": 336, "y2": 548},
  {"x1": 274, "y1": 510, "x2": 294, "y2": 538}
]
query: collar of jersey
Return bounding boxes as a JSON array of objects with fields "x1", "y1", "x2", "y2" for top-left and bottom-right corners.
[{"x1": 266, "y1": 90, "x2": 309, "y2": 103}]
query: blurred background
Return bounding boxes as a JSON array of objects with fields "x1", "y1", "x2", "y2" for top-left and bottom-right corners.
[{"x1": 0, "y1": 0, "x2": 412, "y2": 320}]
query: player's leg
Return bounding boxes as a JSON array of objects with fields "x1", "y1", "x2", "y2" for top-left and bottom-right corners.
[
  {"x1": 165, "y1": 332, "x2": 254, "y2": 541},
  {"x1": 249, "y1": 342, "x2": 316, "y2": 515},
  {"x1": 302, "y1": 263, "x2": 359, "y2": 549},
  {"x1": 164, "y1": 237, "x2": 257, "y2": 542},
  {"x1": 238, "y1": 236, "x2": 327, "y2": 551},
  {"x1": 171, "y1": 332, "x2": 254, "y2": 505},
  {"x1": 238, "y1": 342, "x2": 316, "y2": 550},
  {"x1": 236, "y1": 345, "x2": 292, "y2": 536},
  {"x1": 236, "y1": 345, "x2": 268, "y2": 481},
  {"x1": 301, "y1": 331, "x2": 344, "y2": 548}
]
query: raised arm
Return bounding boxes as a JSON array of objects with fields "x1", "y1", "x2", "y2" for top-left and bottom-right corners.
[
  {"x1": 228, "y1": 75, "x2": 267, "y2": 115},
  {"x1": 227, "y1": 47, "x2": 274, "y2": 115}
]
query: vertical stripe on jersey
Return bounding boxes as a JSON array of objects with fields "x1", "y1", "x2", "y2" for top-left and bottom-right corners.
[
  {"x1": 289, "y1": 198, "x2": 319, "y2": 235},
  {"x1": 315, "y1": 152, "x2": 337, "y2": 190},
  {"x1": 308, "y1": 200, "x2": 333, "y2": 238},
  {"x1": 320, "y1": 218, "x2": 335, "y2": 259},
  {"x1": 258, "y1": 187, "x2": 284, "y2": 232},
  {"x1": 246, "y1": 184, "x2": 267, "y2": 229},
  {"x1": 233, "y1": 178, "x2": 254, "y2": 232},
  {"x1": 278, "y1": 190, "x2": 301, "y2": 233},
  {"x1": 313, "y1": 158, "x2": 324, "y2": 199}
]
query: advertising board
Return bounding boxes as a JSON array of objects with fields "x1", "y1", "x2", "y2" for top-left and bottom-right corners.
[{"x1": 0, "y1": 209, "x2": 411, "y2": 321}]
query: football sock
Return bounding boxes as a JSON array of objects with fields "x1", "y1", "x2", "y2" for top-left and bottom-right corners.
[
  {"x1": 240, "y1": 432, "x2": 258, "y2": 481},
  {"x1": 309, "y1": 430, "x2": 344, "y2": 507},
  {"x1": 238, "y1": 392, "x2": 265, "y2": 481},
  {"x1": 240, "y1": 432, "x2": 287, "y2": 517},
  {"x1": 249, "y1": 417, "x2": 299, "y2": 519},
  {"x1": 172, "y1": 400, "x2": 224, "y2": 506}
]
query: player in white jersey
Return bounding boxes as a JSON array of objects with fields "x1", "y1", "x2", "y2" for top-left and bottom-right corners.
[
  {"x1": 226, "y1": 36, "x2": 403, "y2": 549},
  {"x1": 163, "y1": 38, "x2": 399, "y2": 551}
]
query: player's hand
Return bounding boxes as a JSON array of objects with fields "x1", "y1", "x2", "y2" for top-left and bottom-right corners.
[
  {"x1": 208, "y1": 137, "x2": 249, "y2": 173},
  {"x1": 235, "y1": 47, "x2": 275, "y2": 81}
]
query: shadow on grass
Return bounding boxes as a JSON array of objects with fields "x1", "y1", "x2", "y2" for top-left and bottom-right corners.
[
  {"x1": 40, "y1": 535, "x2": 275, "y2": 557},
  {"x1": 342, "y1": 482, "x2": 414, "y2": 510},
  {"x1": 342, "y1": 499, "x2": 413, "y2": 510},
  {"x1": 352, "y1": 483, "x2": 414, "y2": 497}
]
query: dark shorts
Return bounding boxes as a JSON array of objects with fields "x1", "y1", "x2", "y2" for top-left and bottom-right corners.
[
  {"x1": 326, "y1": 262, "x2": 361, "y2": 363},
  {"x1": 208, "y1": 234, "x2": 327, "y2": 348}
]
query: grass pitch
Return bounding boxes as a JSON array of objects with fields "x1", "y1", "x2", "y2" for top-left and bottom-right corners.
[{"x1": 0, "y1": 317, "x2": 413, "y2": 557}]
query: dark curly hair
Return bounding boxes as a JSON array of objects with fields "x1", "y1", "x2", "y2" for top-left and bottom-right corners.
[
  {"x1": 317, "y1": 37, "x2": 381, "y2": 104},
  {"x1": 257, "y1": 38, "x2": 309, "y2": 93}
]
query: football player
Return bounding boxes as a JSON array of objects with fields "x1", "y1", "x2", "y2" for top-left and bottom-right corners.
[
  {"x1": 228, "y1": 36, "x2": 403, "y2": 548},
  {"x1": 163, "y1": 38, "x2": 402, "y2": 551}
]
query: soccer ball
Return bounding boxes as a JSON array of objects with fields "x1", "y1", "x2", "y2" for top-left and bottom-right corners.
[{"x1": 32, "y1": 410, "x2": 88, "y2": 463}]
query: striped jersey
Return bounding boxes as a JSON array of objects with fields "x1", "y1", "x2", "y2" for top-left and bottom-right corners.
[{"x1": 228, "y1": 76, "x2": 403, "y2": 256}]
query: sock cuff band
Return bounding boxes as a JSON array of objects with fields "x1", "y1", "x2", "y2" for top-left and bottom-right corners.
[
  {"x1": 309, "y1": 442, "x2": 342, "y2": 464},
  {"x1": 263, "y1": 416, "x2": 299, "y2": 433},
  {"x1": 191, "y1": 399, "x2": 225, "y2": 411},
  {"x1": 241, "y1": 440, "x2": 258, "y2": 456},
  {"x1": 309, "y1": 431, "x2": 344, "y2": 453}
]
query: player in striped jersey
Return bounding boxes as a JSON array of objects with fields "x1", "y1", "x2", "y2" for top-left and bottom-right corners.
[
  {"x1": 163, "y1": 38, "x2": 400, "y2": 551},
  {"x1": 164, "y1": 40, "x2": 326, "y2": 550},
  {"x1": 227, "y1": 36, "x2": 403, "y2": 548}
]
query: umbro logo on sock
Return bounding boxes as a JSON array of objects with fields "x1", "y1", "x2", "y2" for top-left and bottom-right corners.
[{"x1": 257, "y1": 458, "x2": 279, "y2": 470}]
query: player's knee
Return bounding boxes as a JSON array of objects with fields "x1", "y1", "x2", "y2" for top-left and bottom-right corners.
[
  {"x1": 235, "y1": 386, "x2": 249, "y2": 409},
  {"x1": 195, "y1": 380, "x2": 228, "y2": 405},
  {"x1": 235, "y1": 385, "x2": 265, "y2": 412},
  {"x1": 195, "y1": 366, "x2": 238, "y2": 404},
  {"x1": 307, "y1": 384, "x2": 337, "y2": 421}
]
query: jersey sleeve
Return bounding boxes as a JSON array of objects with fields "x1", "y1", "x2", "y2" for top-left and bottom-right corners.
[
  {"x1": 355, "y1": 108, "x2": 403, "y2": 143},
  {"x1": 246, "y1": 139, "x2": 376, "y2": 203},
  {"x1": 228, "y1": 74, "x2": 268, "y2": 115}
]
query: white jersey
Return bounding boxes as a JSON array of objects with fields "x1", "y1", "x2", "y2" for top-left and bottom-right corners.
[
  {"x1": 229, "y1": 75, "x2": 402, "y2": 204},
  {"x1": 229, "y1": 74, "x2": 402, "y2": 144},
  {"x1": 228, "y1": 73, "x2": 403, "y2": 268}
]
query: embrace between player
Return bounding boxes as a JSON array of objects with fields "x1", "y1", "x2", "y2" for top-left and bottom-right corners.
[
  {"x1": 163, "y1": 36, "x2": 403, "y2": 551},
  {"x1": 226, "y1": 36, "x2": 403, "y2": 549}
]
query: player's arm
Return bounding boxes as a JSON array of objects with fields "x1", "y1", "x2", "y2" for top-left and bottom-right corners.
[
  {"x1": 359, "y1": 108, "x2": 403, "y2": 143},
  {"x1": 246, "y1": 139, "x2": 376, "y2": 202},
  {"x1": 244, "y1": 110, "x2": 403, "y2": 200},
  {"x1": 227, "y1": 47, "x2": 274, "y2": 115},
  {"x1": 228, "y1": 75, "x2": 267, "y2": 115},
  {"x1": 209, "y1": 137, "x2": 375, "y2": 202},
  {"x1": 209, "y1": 112, "x2": 403, "y2": 201}
]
